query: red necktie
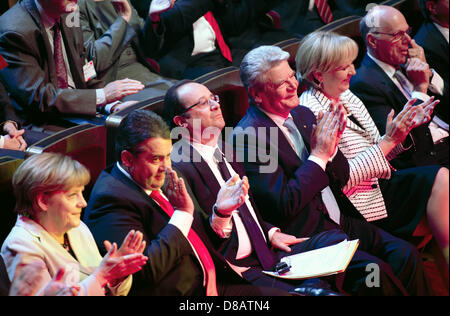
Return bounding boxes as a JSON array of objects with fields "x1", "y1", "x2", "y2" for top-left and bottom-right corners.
[
  {"x1": 0, "y1": 54, "x2": 7, "y2": 70},
  {"x1": 150, "y1": 190, "x2": 219, "y2": 296},
  {"x1": 53, "y1": 19, "x2": 69, "y2": 89},
  {"x1": 203, "y1": 11, "x2": 232, "y2": 62},
  {"x1": 315, "y1": 0, "x2": 333, "y2": 24}
]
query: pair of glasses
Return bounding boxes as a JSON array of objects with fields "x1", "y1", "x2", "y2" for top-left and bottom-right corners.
[
  {"x1": 179, "y1": 94, "x2": 220, "y2": 115},
  {"x1": 371, "y1": 27, "x2": 412, "y2": 42}
]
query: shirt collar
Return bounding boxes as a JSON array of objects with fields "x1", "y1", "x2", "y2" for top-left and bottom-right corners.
[
  {"x1": 190, "y1": 139, "x2": 218, "y2": 162},
  {"x1": 35, "y1": 0, "x2": 57, "y2": 30}
]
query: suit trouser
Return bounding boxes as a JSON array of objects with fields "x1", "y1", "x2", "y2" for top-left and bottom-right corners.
[{"x1": 340, "y1": 216, "x2": 432, "y2": 296}]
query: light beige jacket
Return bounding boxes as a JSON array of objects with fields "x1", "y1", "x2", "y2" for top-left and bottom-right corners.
[{"x1": 1, "y1": 215, "x2": 132, "y2": 296}]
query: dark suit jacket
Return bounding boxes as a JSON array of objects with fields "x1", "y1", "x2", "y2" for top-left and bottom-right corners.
[
  {"x1": 414, "y1": 21, "x2": 449, "y2": 123},
  {"x1": 232, "y1": 104, "x2": 363, "y2": 236},
  {"x1": 83, "y1": 164, "x2": 244, "y2": 296},
  {"x1": 0, "y1": 255, "x2": 10, "y2": 296},
  {"x1": 172, "y1": 140, "x2": 277, "y2": 268},
  {"x1": 143, "y1": 0, "x2": 280, "y2": 79},
  {"x1": 272, "y1": 0, "x2": 379, "y2": 36},
  {"x1": 350, "y1": 54, "x2": 441, "y2": 169},
  {"x1": 0, "y1": 80, "x2": 19, "y2": 130},
  {"x1": 0, "y1": 0, "x2": 104, "y2": 126},
  {"x1": 78, "y1": 0, "x2": 160, "y2": 84}
]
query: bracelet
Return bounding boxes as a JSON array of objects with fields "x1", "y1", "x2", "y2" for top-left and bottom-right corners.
[{"x1": 213, "y1": 204, "x2": 231, "y2": 218}]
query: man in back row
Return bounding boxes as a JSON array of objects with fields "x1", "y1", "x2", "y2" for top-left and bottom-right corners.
[
  {"x1": 162, "y1": 75, "x2": 431, "y2": 295},
  {"x1": 0, "y1": 0, "x2": 144, "y2": 130}
]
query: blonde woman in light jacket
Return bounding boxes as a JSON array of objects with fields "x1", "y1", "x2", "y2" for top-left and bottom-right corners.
[
  {"x1": 296, "y1": 31, "x2": 449, "y2": 266},
  {"x1": 1, "y1": 153, "x2": 148, "y2": 296}
]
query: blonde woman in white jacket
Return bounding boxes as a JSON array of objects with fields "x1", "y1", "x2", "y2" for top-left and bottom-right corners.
[
  {"x1": 1, "y1": 153, "x2": 148, "y2": 296},
  {"x1": 296, "y1": 31, "x2": 449, "y2": 266}
]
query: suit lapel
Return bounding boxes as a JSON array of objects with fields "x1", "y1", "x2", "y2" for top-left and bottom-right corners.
[{"x1": 362, "y1": 55, "x2": 407, "y2": 112}]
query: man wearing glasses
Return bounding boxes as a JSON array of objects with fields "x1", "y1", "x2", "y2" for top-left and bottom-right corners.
[{"x1": 351, "y1": 5, "x2": 448, "y2": 169}]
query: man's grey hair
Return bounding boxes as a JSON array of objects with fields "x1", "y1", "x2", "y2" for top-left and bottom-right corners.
[{"x1": 239, "y1": 45, "x2": 290, "y2": 92}]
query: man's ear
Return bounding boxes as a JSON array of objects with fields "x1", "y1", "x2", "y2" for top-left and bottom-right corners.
[
  {"x1": 366, "y1": 32, "x2": 377, "y2": 51},
  {"x1": 121, "y1": 150, "x2": 134, "y2": 169},
  {"x1": 173, "y1": 115, "x2": 187, "y2": 127}
]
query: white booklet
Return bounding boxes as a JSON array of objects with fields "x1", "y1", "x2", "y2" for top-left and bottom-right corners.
[{"x1": 263, "y1": 239, "x2": 359, "y2": 280}]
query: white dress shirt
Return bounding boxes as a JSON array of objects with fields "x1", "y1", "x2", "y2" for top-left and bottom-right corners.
[{"x1": 190, "y1": 141, "x2": 280, "y2": 262}]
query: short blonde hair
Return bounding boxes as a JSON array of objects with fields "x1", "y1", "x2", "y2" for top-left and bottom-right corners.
[
  {"x1": 12, "y1": 153, "x2": 90, "y2": 219},
  {"x1": 295, "y1": 31, "x2": 358, "y2": 89}
]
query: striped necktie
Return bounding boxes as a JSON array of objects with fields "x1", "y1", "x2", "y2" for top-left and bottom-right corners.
[
  {"x1": 393, "y1": 69, "x2": 413, "y2": 99},
  {"x1": 150, "y1": 190, "x2": 218, "y2": 296}
]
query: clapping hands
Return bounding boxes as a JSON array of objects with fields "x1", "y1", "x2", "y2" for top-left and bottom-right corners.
[
  {"x1": 214, "y1": 174, "x2": 249, "y2": 217},
  {"x1": 95, "y1": 230, "x2": 148, "y2": 288}
]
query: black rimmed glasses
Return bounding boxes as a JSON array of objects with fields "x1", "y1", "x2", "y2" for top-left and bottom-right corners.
[{"x1": 179, "y1": 94, "x2": 220, "y2": 115}]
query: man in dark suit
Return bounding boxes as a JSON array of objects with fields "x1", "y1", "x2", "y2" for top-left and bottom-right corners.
[
  {"x1": 83, "y1": 109, "x2": 289, "y2": 296},
  {"x1": 163, "y1": 80, "x2": 362, "y2": 295},
  {"x1": 272, "y1": 0, "x2": 381, "y2": 37},
  {"x1": 232, "y1": 45, "x2": 433, "y2": 295},
  {"x1": 414, "y1": 0, "x2": 449, "y2": 123},
  {"x1": 0, "y1": 0, "x2": 144, "y2": 129},
  {"x1": 78, "y1": 0, "x2": 176, "y2": 102},
  {"x1": 145, "y1": 0, "x2": 284, "y2": 80},
  {"x1": 351, "y1": 5, "x2": 448, "y2": 169}
]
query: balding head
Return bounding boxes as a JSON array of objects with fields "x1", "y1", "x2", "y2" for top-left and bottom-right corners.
[{"x1": 361, "y1": 5, "x2": 412, "y2": 66}]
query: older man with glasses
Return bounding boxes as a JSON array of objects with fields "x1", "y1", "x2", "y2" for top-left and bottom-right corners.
[{"x1": 351, "y1": 5, "x2": 448, "y2": 169}]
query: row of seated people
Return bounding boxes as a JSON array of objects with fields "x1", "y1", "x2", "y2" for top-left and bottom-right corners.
[
  {"x1": 1, "y1": 21, "x2": 449, "y2": 295},
  {"x1": 0, "y1": 0, "x2": 448, "y2": 152},
  {"x1": 0, "y1": 0, "x2": 390, "y2": 138}
]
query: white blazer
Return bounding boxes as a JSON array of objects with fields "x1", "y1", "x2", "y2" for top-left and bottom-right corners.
[
  {"x1": 1, "y1": 215, "x2": 132, "y2": 296},
  {"x1": 300, "y1": 88, "x2": 406, "y2": 221}
]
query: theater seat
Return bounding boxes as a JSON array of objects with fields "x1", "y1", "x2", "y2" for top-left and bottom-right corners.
[
  {"x1": 25, "y1": 124, "x2": 107, "y2": 197},
  {"x1": 274, "y1": 38, "x2": 302, "y2": 69},
  {"x1": 0, "y1": 157, "x2": 23, "y2": 244}
]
